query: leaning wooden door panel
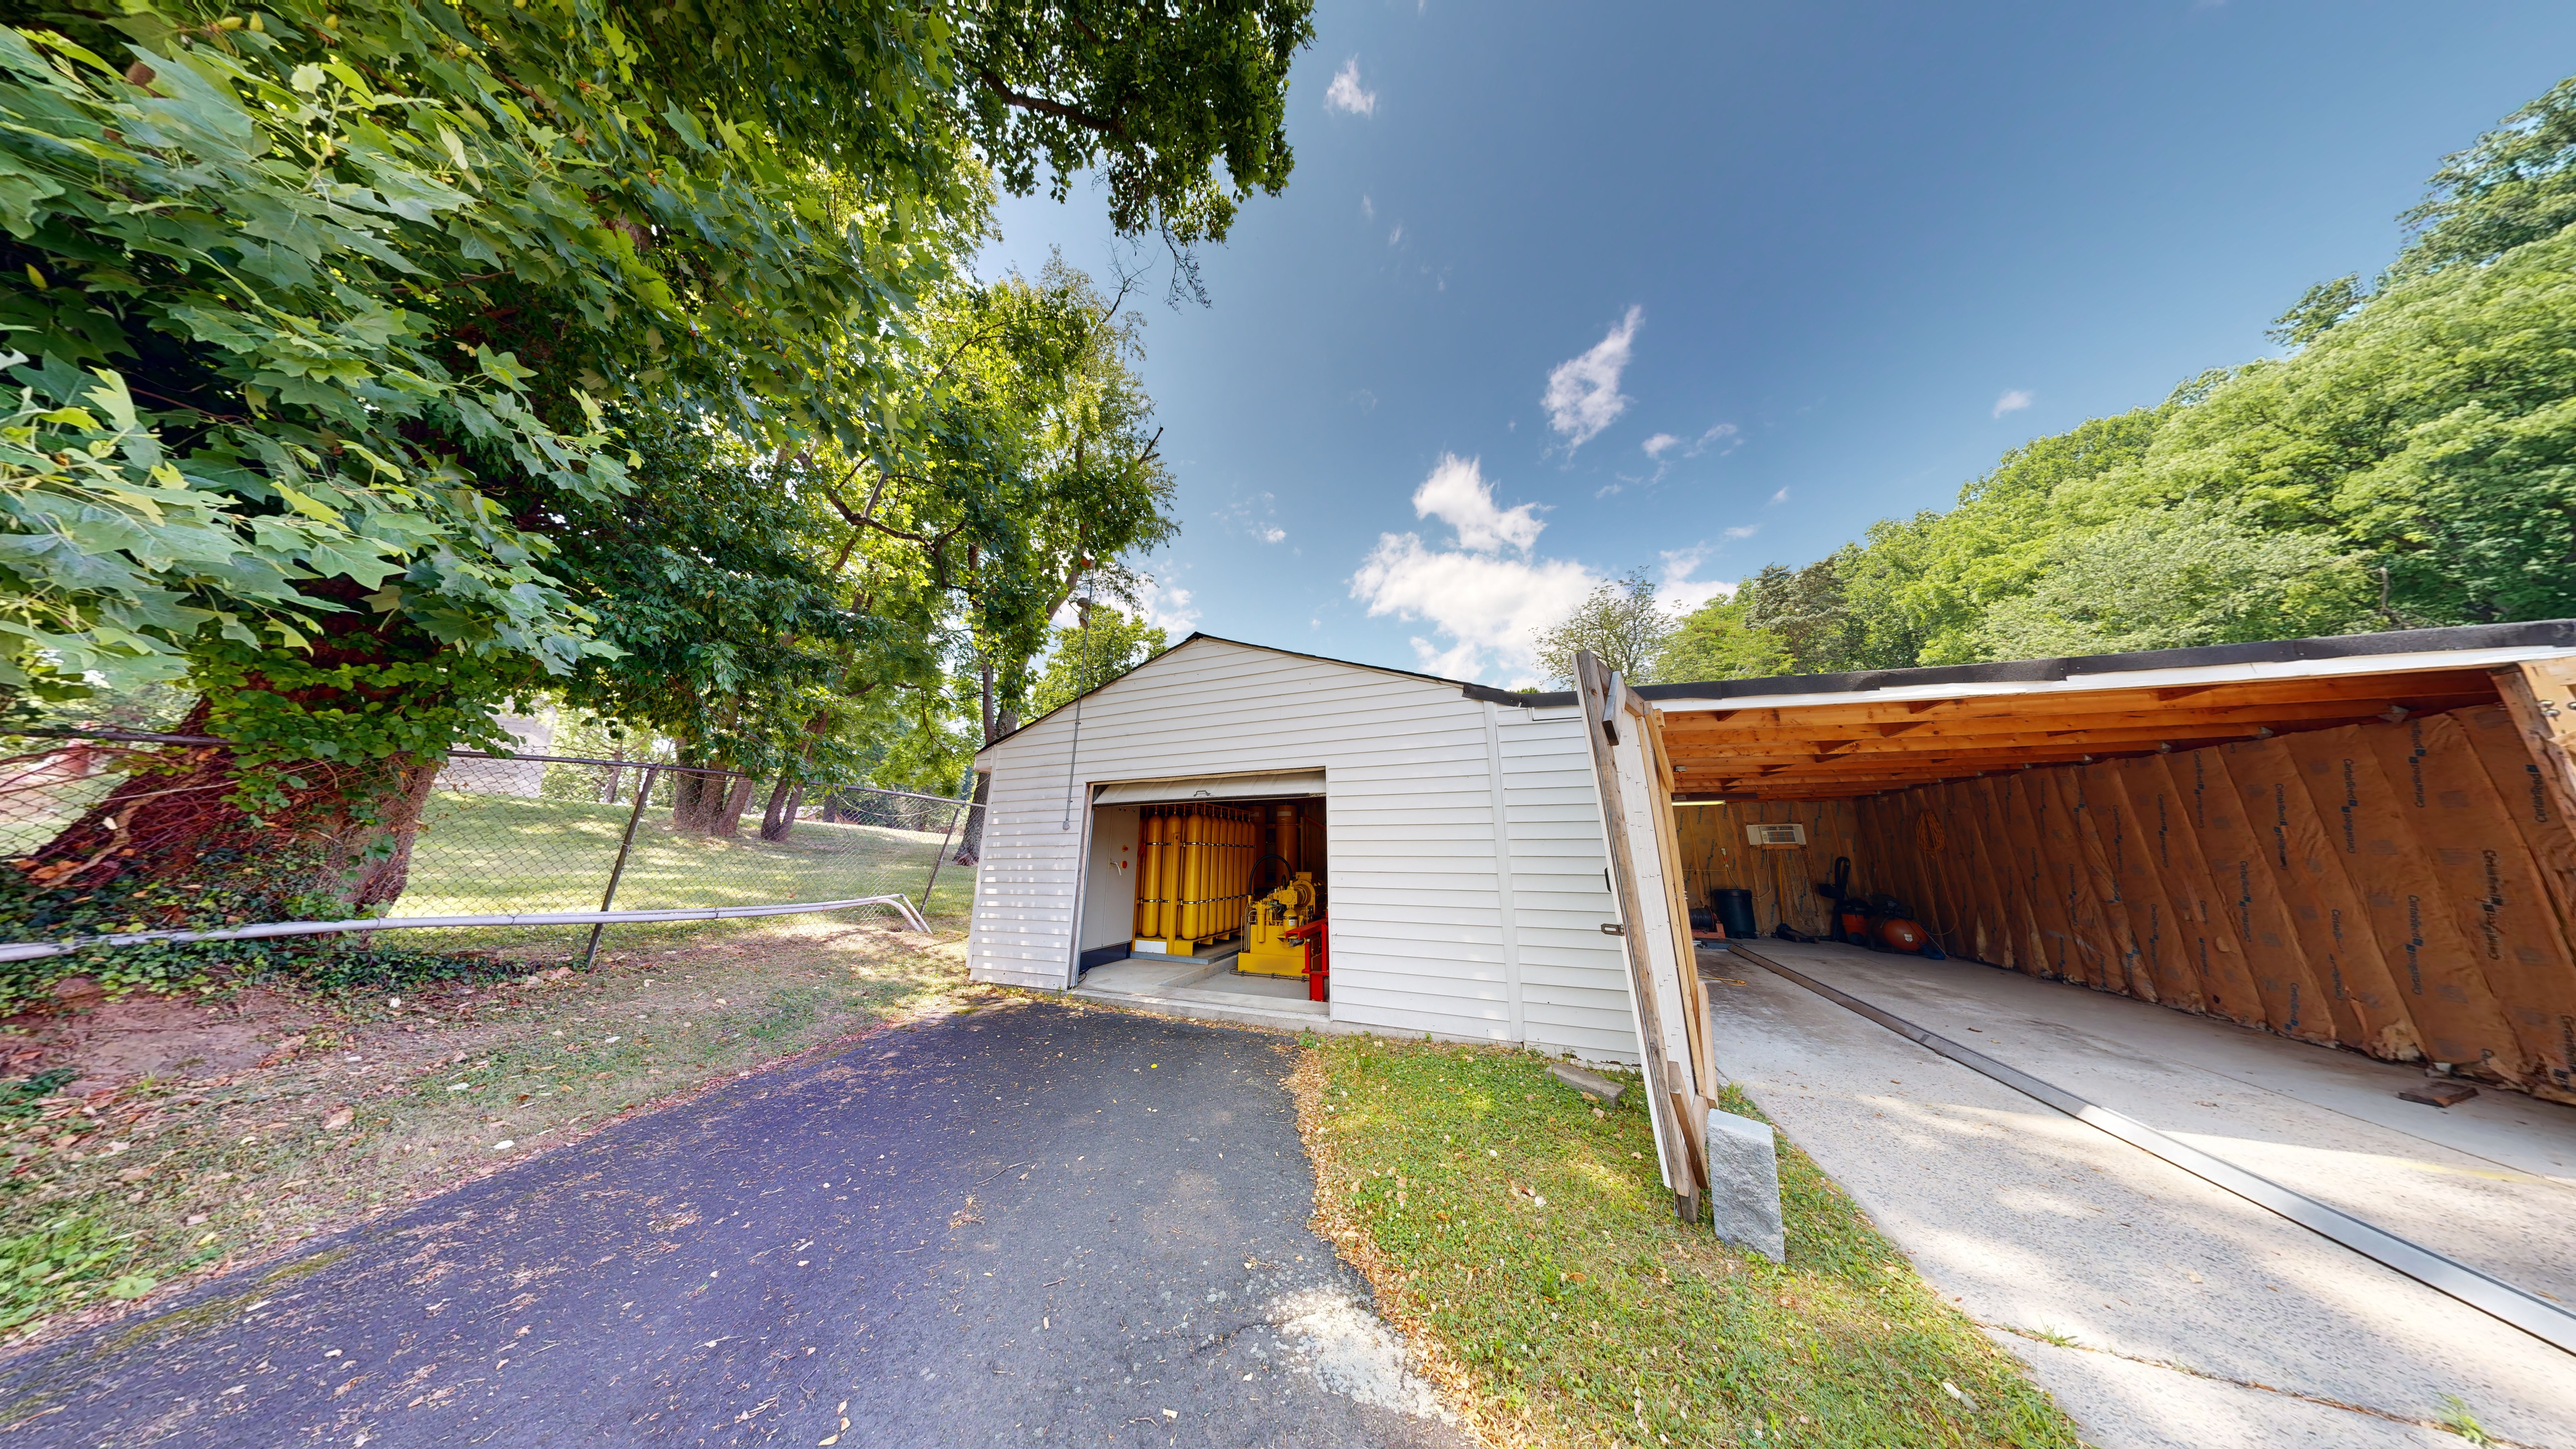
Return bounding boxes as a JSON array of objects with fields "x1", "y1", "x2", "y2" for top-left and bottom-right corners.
[{"x1": 1573, "y1": 653, "x2": 1702, "y2": 1210}]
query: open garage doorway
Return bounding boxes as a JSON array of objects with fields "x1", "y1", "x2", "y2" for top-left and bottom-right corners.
[{"x1": 1070, "y1": 771, "x2": 1331, "y2": 1028}]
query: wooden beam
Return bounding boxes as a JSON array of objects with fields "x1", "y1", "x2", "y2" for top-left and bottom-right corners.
[
  {"x1": 2492, "y1": 660, "x2": 2576, "y2": 831},
  {"x1": 1659, "y1": 697, "x2": 2468, "y2": 747},
  {"x1": 1694, "y1": 742, "x2": 2200, "y2": 780},
  {"x1": 1575, "y1": 651, "x2": 1702, "y2": 1221},
  {"x1": 1669, "y1": 723, "x2": 2289, "y2": 763},
  {"x1": 1664, "y1": 670, "x2": 2498, "y2": 733}
]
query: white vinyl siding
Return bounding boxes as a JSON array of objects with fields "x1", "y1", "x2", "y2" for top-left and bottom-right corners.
[
  {"x1": 966, "y1": 639, "x2": 1638, "y2": 1056},
  {"x1": 1497, "y1": 708, "x2": 1637, "y2": 1059}
]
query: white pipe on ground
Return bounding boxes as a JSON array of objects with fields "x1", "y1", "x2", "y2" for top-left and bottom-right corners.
[{"x1": 0, "y1": 894, "x2": 933, "y2": 963}]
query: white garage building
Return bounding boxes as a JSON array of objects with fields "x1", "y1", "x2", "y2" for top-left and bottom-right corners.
[{"x1": 963, "y1": 634, "x2": 1645, "y2": 1058}]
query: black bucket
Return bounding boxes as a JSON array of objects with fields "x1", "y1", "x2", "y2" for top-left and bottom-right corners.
[{"x1": 1710, "y1": 887, "x2": 1757, "y2": 940}]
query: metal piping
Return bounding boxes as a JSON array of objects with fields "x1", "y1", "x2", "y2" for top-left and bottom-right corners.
[{"x1": 0, "y1": 894, "x2": 932, "y2": 964}]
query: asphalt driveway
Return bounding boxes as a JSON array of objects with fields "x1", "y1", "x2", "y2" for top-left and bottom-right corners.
[{"x1": 0, "y1": 998, "x2": 1468, "y2": 1448}]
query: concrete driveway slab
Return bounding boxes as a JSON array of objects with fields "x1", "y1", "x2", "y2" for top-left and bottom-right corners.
[
  {"x1": 1761, "y1": 940, "x2": 2576, "y2": 1306},
  {"x1": 0, "y1": 999, "x2": 1468, "y2": 1449},
  {"x1": 1702, "y1": 945, "x2": 2576, "y2": 1449}
]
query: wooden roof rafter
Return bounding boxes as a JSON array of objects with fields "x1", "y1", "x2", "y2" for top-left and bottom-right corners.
[{"x1": 1655, "y1": 664, "x2": 2510, "y2": 801}]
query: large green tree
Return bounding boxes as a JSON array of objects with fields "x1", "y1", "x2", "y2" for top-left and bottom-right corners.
[
  {"x1": 1, "y1": 0, "x2": 1301, "y2": 913},
  {"x1": 1531, "y1": 567, "x2": 1670, "y2": 684},
  {"x1": 1028, "y1": 603, "x2": 1167, "y2": 715}
]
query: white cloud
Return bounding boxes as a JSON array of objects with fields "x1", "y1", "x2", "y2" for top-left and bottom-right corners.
[
  {"x1": 1352, "y1": 535, "x2": 1597, "y2": 680},
  {"x1": 1136, "y1": 579, "x2": 1200, "y2": 634},
  {"x1": 1410, "y1": 453, "x2": 1544, "y2": 553},
  {"x1": 1388, "y1": 224, "x2": 1403, "y2": 247},
  {"x1": 1658, "y1": 548, "x2": 1733, "y2": 615},
  {"x1": 1993, "y1": 389, "x2": 2034, "y2": 418},
  {"x1": 1350, "y1": 455, "x2": 1591, "y2": 679},
  {"x1": 1360, "y1": 194, "x2": 1374, "y2": 220},
  {"x1": 1542, "y1": 308, "x2": 1642, "y2": 451},
  {"x1": 1326, "y1": 58, "x2": 1376, "y2": 116},
  {"x1": 1688, "y1": 422, "x2": 1740, "y2": 456},
  {"x1": 1724, "y1": 524, "x2": 1760, "y2": 539},
  {"x1": 1769, "y1": 487, "x2": 1789, "y2": 504},
  {"x1": 1221, "y1": 488, "x2": 1294, "y2": 545},
  {"x1": 1642, "y1": 422, "x2": 1740, "y2": 477}
]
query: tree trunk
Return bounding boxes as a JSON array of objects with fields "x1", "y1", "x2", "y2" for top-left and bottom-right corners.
[
  {"x1": 709, "y1": 774, "x2": 757, "y2": 839},
  {"x1": 20, "y1": 697, "x2": 446, "y2": 917},
  {"x1": 954, "y1": 770, "x2": 990, "y2": 864},
  {"x1": 670, "y1": 767, "x2": 721, "y2": 833},
  {"x1": 759, "y1": 778, "x2": 803, "y2": 843}
]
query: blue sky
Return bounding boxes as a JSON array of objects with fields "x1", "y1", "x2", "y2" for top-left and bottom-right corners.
[{"x1": 977, "y1": 1, "x2": 2576, "y2": 688}]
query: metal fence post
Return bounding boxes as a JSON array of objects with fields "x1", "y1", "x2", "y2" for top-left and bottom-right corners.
[
  {"x1": 582, "y1": 763, "x2": 660, "y2": 969},
  {"x1": 919, "y1": 797, "x2": 967, "y2": 924}
]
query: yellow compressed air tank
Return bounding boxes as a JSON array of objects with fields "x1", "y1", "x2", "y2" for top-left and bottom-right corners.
[
  {"x1": 1135, "y1": 809, "x2": 1165, "y2": 941},
  {"x1": 1180, "y1": 806, "x2": 1203, "y2": 941},
  {"x1": 1134, "y1": 802, "x2": 1267, "y2": 954}
]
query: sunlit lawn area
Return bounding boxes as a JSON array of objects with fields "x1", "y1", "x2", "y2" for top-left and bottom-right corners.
[
  {"x1": 398, "y1": 791, "x2": 971, "y2": 918},
  {"x1": 382, "y1": 792, "x2": 977, "y2": 966},
  {"x1": 1297, "y1": 1035, "x2": 2079, "y2": 1448}
]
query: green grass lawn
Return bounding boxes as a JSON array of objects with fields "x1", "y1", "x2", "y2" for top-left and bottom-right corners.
[
  {"x1": 375, "y1": 791, "x2": 977, "y2": 967},
  {"x1": 400, "y1": 791, "x2": 968, "y2": 916},
  {"x1": 1299, "y1": 1035, "x2": 2079, "y2": 1448}
]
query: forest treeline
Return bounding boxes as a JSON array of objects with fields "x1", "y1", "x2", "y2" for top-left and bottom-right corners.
[{"x1": 1657, "y1": 74, "x2": 2576, "y2": 683}]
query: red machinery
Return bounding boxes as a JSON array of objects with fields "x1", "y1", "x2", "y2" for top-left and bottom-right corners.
[{"x1": 1284, "y1": 916, "x2": 1329, "y2": 1002}]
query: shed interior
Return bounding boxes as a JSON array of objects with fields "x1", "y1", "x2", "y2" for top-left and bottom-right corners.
[
  {"x1": 1075, "y1": 792, "x2": 1328, "y2": 1000},
  {"x1": 1661, "y1": 661, "x2": 2576, "y2": 1103}
]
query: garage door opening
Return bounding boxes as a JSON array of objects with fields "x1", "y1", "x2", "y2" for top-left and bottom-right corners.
[{"x1": 1071, "y1": 774, "x2": 1329, "y2": 1023}]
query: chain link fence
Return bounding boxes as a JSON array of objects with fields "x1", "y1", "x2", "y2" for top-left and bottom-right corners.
[{"x1": 0, "y1": 730, "x2": 983, "y2": 968}]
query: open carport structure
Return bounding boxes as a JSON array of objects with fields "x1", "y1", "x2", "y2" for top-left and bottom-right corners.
[{"x1": 1642, "y1": 619, "x2": 2576, "y2": 1101}]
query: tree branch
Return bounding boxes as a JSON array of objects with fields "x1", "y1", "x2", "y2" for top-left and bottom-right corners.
[{"x1": 974, "y1": 69, "x2": 1128, "y2": 140}]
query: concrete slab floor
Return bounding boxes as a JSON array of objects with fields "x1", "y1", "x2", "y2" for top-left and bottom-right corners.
[
  {"x1": 1753, "y1": 941, "x2": 2576, "y2": 1307},
  {"x1": 1701, "y1": 946, "x2": 2576, "y2": 1449}
]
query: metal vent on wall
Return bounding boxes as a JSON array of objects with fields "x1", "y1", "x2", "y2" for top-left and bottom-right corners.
[{"x1": 1746, "y1": 822, "x2": 1808, "y2": 847}]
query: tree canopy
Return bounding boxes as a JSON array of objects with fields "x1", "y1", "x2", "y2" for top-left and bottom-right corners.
[
  {"x1": 0, "y1": 0, "x2": 1296, "y2": 911},
  {"x1": 1654, "y1": 70, "x2": 2576, "y2": 683},
  {"x1": 0, "y1": 0, "x2": 1299, "y2": 738},
  {"x1": 1532, "y1": 568, "x2": 1669, "y2": 684}
]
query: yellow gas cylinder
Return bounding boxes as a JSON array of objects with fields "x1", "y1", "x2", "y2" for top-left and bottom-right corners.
[
  {"x1": 1240, "y1": 872, "x2": 1317, "y2": 977},
  {"x1": 1135, "y1": 809, "x2": 1167, "y2": 942}
]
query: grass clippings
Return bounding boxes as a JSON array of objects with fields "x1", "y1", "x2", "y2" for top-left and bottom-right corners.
[
  {"x1": 0, "y1": 915, "x2": 970, "y2": 1355},
  {"x1": 1291, "y1": 1034, "x2": 2082, "y2": 1448}
]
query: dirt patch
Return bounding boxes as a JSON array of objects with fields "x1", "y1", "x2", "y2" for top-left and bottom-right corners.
[{"x1": 3, "y1": 985, "x2": 322, "y2": 1094}]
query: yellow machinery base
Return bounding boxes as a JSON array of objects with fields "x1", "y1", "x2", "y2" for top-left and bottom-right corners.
[{"x1": 1237, "y1": 945, "x2": 1309, "y2": 978}]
